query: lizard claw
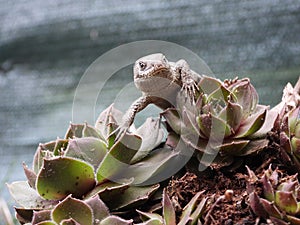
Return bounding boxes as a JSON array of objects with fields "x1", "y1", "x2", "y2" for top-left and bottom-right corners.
[
  {"x1": 110, "y1": 124, "x2": 129, "y2": 142},
  {"x1": 181, "y1": 79, "x2": 199, "y2": 104}
]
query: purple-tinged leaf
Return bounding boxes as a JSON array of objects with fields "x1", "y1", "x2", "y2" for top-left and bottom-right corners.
[
  {"x1": 52, "y1": 196, "x2": 93, "y2": 225},
  {"x1": 162, "y1": 190, "x2": 176, "y2": 225},
  {"x1": 85, "y1": 195, "x2": 110, "y2": 222},
  {"x1": 248, "y1": 192, "x2": 268, "y2": 218},
  {"x1": 275, "y1": 191, "x2": 298, "y2": 215},
  {"x1": 23, "y1": 162, "x2": 37, "y2": 188},
  {"x1": 234, "y1": 105, "x2": 267, "y2": 138},
  {"x1": 32, "y1": 210, "x2": 52, "y2": 224},
  {"x1": 261, "y1": 173, "x2": 274, "y2": 202},
  {"x1": 260, "y1": 199, "x2": 282, "y2": 219}
]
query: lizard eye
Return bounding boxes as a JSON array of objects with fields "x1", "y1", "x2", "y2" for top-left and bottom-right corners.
[{"x1": 138, "y1": 61, "x2": 147, "y2": 70}]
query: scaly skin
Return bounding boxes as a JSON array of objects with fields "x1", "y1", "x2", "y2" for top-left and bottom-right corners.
[{"x1": 115, "y1": 53, "x2": 202, "y2": 139}]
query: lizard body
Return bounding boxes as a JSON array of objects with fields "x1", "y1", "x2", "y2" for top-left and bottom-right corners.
[{"x1": 116, "y1": 53, "x2": 202, "y2": 138}]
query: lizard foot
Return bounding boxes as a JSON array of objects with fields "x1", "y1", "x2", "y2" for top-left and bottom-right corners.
[
  {"x1": 181, "y1": 79, "x2": 199, "y2": 104},
  {"x1": 110, "y1": 124, "x2": 129, "y2": 142}
]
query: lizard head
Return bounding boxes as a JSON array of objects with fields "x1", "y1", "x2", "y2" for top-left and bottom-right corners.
[{"x1": 133, "y1": 53, "x2": 174, "y2": 92}]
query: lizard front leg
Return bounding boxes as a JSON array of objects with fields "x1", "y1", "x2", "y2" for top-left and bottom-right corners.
[
  {"x1": 114, "y1": 95, "x2": 152, "y2": 140},
  {"x1": 175, "y1": 59, "x2": 199, "y2": 104}
]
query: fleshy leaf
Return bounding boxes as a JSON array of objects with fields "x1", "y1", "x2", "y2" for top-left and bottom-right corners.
[
  {"x1": 7, "y1": 181, "x2": 57, "y2": 209},
  {"x1": 14, "y1": 207, "x2": 33, "y2": 224},
  {"x1": 275, "y1": 191, "x2": 298, "y2": 215},
  {"x1": 99, "y1": 215, "x2": 133, "y2": 225},
  {"x1": 261, "y1": 173, "x2": 275, "y2": 201},
  {"x1": 248, "y1": 192, "x2": 268, "y2": 218},
  {"x1": 32, "y1": 210, "x2": 52, "y2": 224},
  {"x1": 198, "y1": 75, "x2": 222, "y2": 95},
  {"x1": 82, "y1": 122, "x2": 103, "y2": 139},
  {"x1": 84, "y1": 180, "x2": 131, "y2": 200},
  {"x1": 96, "y1": 133, "x2": 141, "y2": 183},
  {"x1": 23, "y1": 163, "x2": 37, "y2": 188},
  {"x1": 100, "y1": 184, "x2": 159, "y2": 211},
  {"x1": 85, "y1": 195, "x2": 110, "y2": 222},
  {"x1": 52, "y1": 196, "x2": 93, "y2": 225},
  {"x1": 218, "y1": 140, "x2": 249, "y2": 156},
  {"x1": 36, "y1": 221, "x2": 57, "y2": 225},
  {"x1": 36, "y1": 157, "x2": 96, "y2": 200},
  {"x1": 65, "y1": 137, "x2": 107, "y2": 169},
  {"x1": 260, "y1": 199, "x2": 282, "y2": 219},
  {"x1": 65, "y1": 123, "x2": 85, "y2": 139},
  {"x1": 95, "y1": 104, "x2": 123, "y2": 140},
  {"x1": 178, "y1": 191, "x2": 204, "y2": 225},
  {"x1": 136, "y1": 210, "x2": 163, "y2": 223},
  {"x1": 131, "y1": 118, "x2": 164, "y2": 163},
  {"x1": 234, "y1": 105, "x2": 267, "y2": 138},
  {"x1": 161, "y1": 108, "x2": 182, "y2": 134},
  {"x1": 162, "y1": 190, "x2": 176, "y2": 225}
]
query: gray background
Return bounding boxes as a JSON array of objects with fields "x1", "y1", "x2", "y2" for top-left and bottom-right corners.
[{"x1": 0, "y1": 0, "x2": 299, "y2": 219}]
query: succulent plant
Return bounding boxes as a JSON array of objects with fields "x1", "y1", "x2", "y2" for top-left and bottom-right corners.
[
  {"x1": 162, "y1": 76, "x2": 271, "y2": 168},
  {"x1": 247, "y1": 165, "x2": 300, "y2": 224},
  {"x1": 278, "y1": 106, "x2": 300, "y2": 170},
  {"x1": 136, "y1": 189, "x2": 207, "y2": 225},
  {"x1": 8, "y1": 104, "x2": 186, "y2": 224}
]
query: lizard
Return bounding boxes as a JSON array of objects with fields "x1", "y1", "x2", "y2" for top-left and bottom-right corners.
[{"x1": 115, "y1": 53, "x2": 202, "y2": 140}]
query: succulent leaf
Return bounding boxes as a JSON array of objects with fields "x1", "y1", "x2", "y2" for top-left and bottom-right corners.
[
  {"x1": 65, "y1": 137, "x2": 107, "y2": 170},
  {"x1": 162, "y1": 190, "x2": 176, "y2": 225},
  {"x1": 36, "y1": 157, "x2": 96, "y2": 200},
  {"x1": 52, "y1": 196, "x2": 93, "y2": 225},
  {"x1": 275, "y1": 191, "x2": 298, "y2": 215},
  {"x1": 99, "y1": 215, "x2": 133, "y2": 225},
  {"x1": 7, "y1": 181, "x2": 57, "y2": 209}
]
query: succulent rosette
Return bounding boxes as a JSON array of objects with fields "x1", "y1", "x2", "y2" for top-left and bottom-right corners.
[
  {"x1": 162, "y1": 76, "x2": 270, "y2": 167},
  {"x1": 247, "y1": 166, "x2": 300, "y2": 224},
  {"x1": 8, "y1": 105, "x2": 186, "y2": 224},
  {"x1": 279, "y1": 106, "x2": 300, "y2": 169}
]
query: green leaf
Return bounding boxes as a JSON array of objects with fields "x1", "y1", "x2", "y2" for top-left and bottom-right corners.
[
  {"x1": 234, "y1": 105, "x2": 267, "y2": 138},
  {"x1": 65, "y1": 123, "x2": 85, "y2": 139},
  {"x1": 218, "y1": 140, "x2": 249, "y2": 156},
  {"x1": 52, "y1": 196, "x2": 93, "y2": 225},
  {"x1": 99, "y1": 215, "x2": 133, "y2": 225},
  {"x1": 261, "y1": 174, "x2": 275, "y2": 202},
  {"x1": 65, "y1": 137, "x2": 107, "y2": 170},
  {"x1": 95, "y1": 104, "x2": 123, "y2": 140},
  {"x1": 162, "y1": 190, "x2": 176, "y2": 225},
  {"x1": 131, "y1": 118, "x2": 164, "y2": 163},
  {"x1": 161, "y1": 108, "x2": 182, "y2": 134},
  {"x1": 82, "y1": 122, "x2": 103, "y2": 139},
  {"x1": 275, "y1": 191, "x2": 298, "y2": 215},
  {"x1": 96, "y1": 133, "x2": 141, "y2": 183},
  {"x1": 84, "y1": 180, "x2": 131, "y2": 200},
  {"x1": 7, "y1": 181, "x2": 57, "y2": 209},
  {"x1": 36, "y1": 221, "x2": 57, "y2": 225},
  {"x1": 36, "y1": 157, "x2": 96, "y2": 200},
  {"x1": 198, "y1": 75, "x2": 222, "y2": 95},
  {"x1": 136, "y1": 210, "x2": 163, "y2": 223},
  {"x1": 260, "y1": 199, "x2": 282, "y2": 219},
  {"x1": 100, "y1": 184, "x2": 159, "y2": 211},
  {"x1": 179, "y1": 191, "x2": 204, "y2": 225}
]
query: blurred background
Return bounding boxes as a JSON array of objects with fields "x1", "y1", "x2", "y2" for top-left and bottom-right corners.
[{"x1": 0, "y1": 0, "x2": 299, "y2": 221}]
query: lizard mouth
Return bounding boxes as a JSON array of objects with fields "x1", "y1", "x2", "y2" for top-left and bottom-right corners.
[{"x1": 135, "y1": 67, "x2": 170, "y2": 79}]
